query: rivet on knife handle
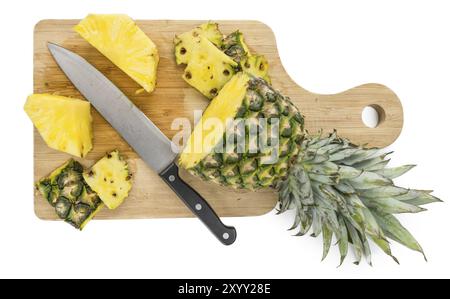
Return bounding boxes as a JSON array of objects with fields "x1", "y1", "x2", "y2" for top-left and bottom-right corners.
[{"x1": 160, "y1": 162, "x2": 237, "y2": 245}]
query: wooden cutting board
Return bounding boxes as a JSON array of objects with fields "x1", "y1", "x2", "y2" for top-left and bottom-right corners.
[{"x1": 33, "y1": 20, "x2": 403, "y2": 220}]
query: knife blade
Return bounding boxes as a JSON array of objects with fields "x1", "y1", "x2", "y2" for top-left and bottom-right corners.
[{"x1": 48, "y1": 42, "x2": 236, "y2": 245}]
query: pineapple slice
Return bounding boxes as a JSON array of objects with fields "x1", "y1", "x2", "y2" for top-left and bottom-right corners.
[
  {"x1": 174, "y1": 22, "x2": 223, "y2": 65},
  {"x1": 183, "y1": 36, "x2": 238, "y2": 98},
  {"x1": 74, "y1": 14, "x2": 159, "y2": 93},
  {"x1": 36, "y1": 159, "x2": 103, "y2": 230},
  {"x1": 24, "y1": 94, "x2": 93, "y2": 158},
  {"x1": 174, "y1": 24, "x2": 271, "y2": 100},
  {"x1": 83, "y1": 150, "x2": 132, "y2": 210}
]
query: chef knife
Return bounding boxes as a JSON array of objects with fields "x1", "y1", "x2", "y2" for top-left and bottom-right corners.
[{"x1": 48, "y1": 42, "x2": 237, "y2": 245}]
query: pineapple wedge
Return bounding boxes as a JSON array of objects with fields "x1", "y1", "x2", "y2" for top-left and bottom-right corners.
[
  {"x1": 83, "y1": 150, "x2": 132, "y2": 210},
  {"x1": 24, "y1": 94, "x2": 93, "y2": 158},
  {"x1": 74, "y1": 14, "x2": 159, "y2": 93}
]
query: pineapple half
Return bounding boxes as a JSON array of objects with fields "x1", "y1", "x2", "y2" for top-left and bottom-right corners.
[
  {"x1": 24, "y1": 94, "x2": 93, "y2": 158},
  {"x1": 83, "y1": 150, "x2": 132, "y2": 210},
  {"x1": 74, "y1": 14, "x2": 159, "y2": 93},
  {"x1": 179, "y1": 73, "x2": 441, "y2": 265},
  {"x1": 174, "y1": 24, "x2": 270, "y2": 99},
  {"x1": 36, "y1": 159, "x2": 103, "y2": 230}
]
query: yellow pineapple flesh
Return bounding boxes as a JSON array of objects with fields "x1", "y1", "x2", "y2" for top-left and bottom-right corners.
[
  {"x1": 182, "y1": 36, "x2": 238, "y2": 98},
  {"x1": 174, "y1": 22, "x2": 223, "y2": 65},
  {"x1": 74, "y1": 14, "x2": 159, "y2": 93},
  {"x1": 83, "y1": 150, "x2": 132, "y2": 210},
  {"x1": 24, "y1": 94, "x2": 93, "y2": 158},
  {"x1": 242, "y1": 55, "x2": 271, "y2": 84}
]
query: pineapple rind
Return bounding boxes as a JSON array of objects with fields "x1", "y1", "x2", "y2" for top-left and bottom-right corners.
[
  {"x1": 79, "y1": 203, "x2": 104, "y2": 230},
  {"x1": 36, "y1": 159, "x2": 102, "y2": 230},
  {"x1": 74, "y1": 14, "x2": 159, "y2": 93},
  {"x1": 24, "y1": 94, "x2": 93, "y2": 158},
  {"x1": 222, "y1": 31, "x2": 271, "y2": 82},
  {"x1": 83, "y1": 150, "x2": 132, "y2": 210},
  {"x1": 221, "y1": 30, "x2": 250, "y2": 63}
]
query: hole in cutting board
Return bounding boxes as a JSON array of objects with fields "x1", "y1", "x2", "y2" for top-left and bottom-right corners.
[{"x1": 362, "y1": 105, "x2": 386, "y2": 128}]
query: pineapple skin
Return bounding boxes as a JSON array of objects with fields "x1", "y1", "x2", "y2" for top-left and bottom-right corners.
[
  {"x1": 83, "y1": 150, "x2": 132, "y2": 210},
  {"x1": 222, "y1": 30, "x2": 271, "y2": 82},
  {"x1": 74, "y1": 14, "x2": 159, "y2": 93},
  {"x1": 36, "y1": 159, "x2": 103, "y2": 230},
  {"x1": 24, "y1": 94, "x2": 93, "y2": 158},
  {"x1": 221, "y1": 31, "x2": 250, "y2": 63},
  {"x1": 179, "y1": 73, "x2": 304, "y2": 189}
]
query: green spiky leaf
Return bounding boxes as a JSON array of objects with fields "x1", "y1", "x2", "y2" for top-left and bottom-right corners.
[{"x1": 276, "y1": 132, "x2": 440, "y2": 265}]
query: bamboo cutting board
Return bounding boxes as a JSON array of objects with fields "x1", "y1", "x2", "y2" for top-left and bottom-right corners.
[{"x1": 33, "y1": 20, "x2": 403, "y2": 220}]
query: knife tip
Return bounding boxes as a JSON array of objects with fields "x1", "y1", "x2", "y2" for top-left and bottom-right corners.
[{"x1": 47, "y1": 42, "x2": 63, "y2": 53}]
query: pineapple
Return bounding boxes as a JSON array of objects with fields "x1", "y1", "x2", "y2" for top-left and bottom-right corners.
[
  {"x1": 83, "y1": 150, "x2": 132, "y2": 210},
  {"x1": 182, "y1": 36, "x2": 238, "y2": 98},
  {"x1": 24, "y1": 94, "x2": 93, "y2": 158},
  {"x1": 74, "y1": 14, "x2": 159, "y2": 93},
  {"x1": 174, "y1": 24, "x2": 270, "y2": 99},
  {"x1": 174, "y1": 22, "x2": 223, "y2": 65},
  {"x1": 179, "y1": 73, "x2": 441, "y2": 264},
  {"x1": 36, "y1": 159, "x2": 103, "y2": 230}
]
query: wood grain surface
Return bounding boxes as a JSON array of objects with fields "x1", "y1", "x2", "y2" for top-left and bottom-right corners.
[{"x1": 33, "y1": 20, "x2": 403, "y2": 220}]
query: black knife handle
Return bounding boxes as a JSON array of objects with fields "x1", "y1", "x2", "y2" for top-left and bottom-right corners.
[{"x1": 160, "y1": 162, "x2": 237, "y2": 245}]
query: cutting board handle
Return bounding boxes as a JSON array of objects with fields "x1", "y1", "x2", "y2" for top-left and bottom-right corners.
[{"x1": 281, "y1": 77, "x2": 403, "y2": 148}]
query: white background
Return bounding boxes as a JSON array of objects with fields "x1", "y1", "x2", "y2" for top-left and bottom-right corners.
[{"x1": 1, "y1": 0, "x2": 449, "y2": 279}]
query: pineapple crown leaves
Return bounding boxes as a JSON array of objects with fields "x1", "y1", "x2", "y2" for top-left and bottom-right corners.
[{"x1": 276, "y1": 130, "x2": 442, "y2": 266}]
